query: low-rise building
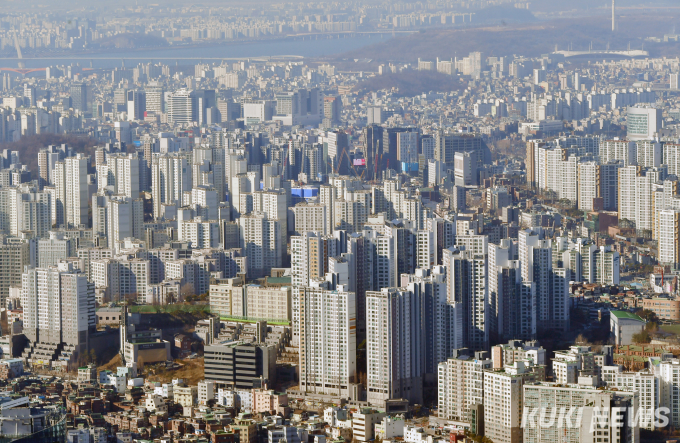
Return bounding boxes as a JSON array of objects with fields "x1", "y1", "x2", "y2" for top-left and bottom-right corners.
[
  {"x1": 352, "y1": 408, "x2": 386, "y2": 442},
  {"x1": 610, "y1": 310, "x2": 646, "y2": 346}
]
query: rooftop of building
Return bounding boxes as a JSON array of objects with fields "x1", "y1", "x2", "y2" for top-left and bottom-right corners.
[{"x1": 610, "y1": 310, "x2": 644, "y2": 321}]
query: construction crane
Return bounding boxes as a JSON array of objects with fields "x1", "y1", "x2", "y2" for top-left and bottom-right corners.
[
  {"x1": 334, "y1": 147, "x2": 354, "y2": 176},
  {"x1": 374, "y1": 151, "x2": 379, "y2": 179}
]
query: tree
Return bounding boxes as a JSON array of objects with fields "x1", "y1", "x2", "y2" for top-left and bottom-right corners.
[
  {"x1": 124, "y1": 292, "x2": 139, "y2": 305},
  {"x1": 89, "y1": 349, "x2": 98, "y2": 365},
  {"x1": 180, "y1": 283, "x2": 195, "y2": 303},
  {"x1": 632, "y1": 330, "x2": 651, "y2": 344},
  {"x1": 575, "y1": 334, "x2": 591, "y2": 345},
  {"x1": 636, "y1": 309, "x2": 660, "y2": 324}
]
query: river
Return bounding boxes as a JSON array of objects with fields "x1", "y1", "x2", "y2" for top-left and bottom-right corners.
[{"x1": 0, "y1": 34, "x2": 393, "y2": 69}]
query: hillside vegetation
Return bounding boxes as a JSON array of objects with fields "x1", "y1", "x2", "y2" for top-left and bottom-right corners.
[
  {"x1": 0, "y1": 134, "x2": 100, "y2": 180},
  {"x1": 353, "y1": 69, "x2": 466, "y2": 96}
]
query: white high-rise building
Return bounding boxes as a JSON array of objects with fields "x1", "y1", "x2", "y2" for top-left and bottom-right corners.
[
  {"x1": 179, "y1": 217, "x2": 220, "y2": 249},
  {"x1": 437, "y1": 349, "x2": 491, "y2": 423},
  {"x1": 191, "y1": 186, "x2": 219, "y2": 221},
  {"x1": 97, "y1": 153, "x2": 140, "y2": 199},
  {"x1": 613, "y1": 371, "x2": 659, "y2": 430},
  {"x1": 636, "y1": 140, "x2": 662, "y2": 168},
  {"x1": 366, "y1": 285, "x2": 424, "y2": 406},
  {"x1": 627, "y1": 105, "x2": 662, "y2": 141},
  {"x1": 291, "y1": 231, "x2": 328, "y2": 288},
  {"x1": 253, "y1": 189, "x2": 288, "y2": 258},
  {"x1": 652, "y1": 180, "x2": 680, "y2": 242},
  {"x1": 91, "y1": 257, "x2": 150, "y2": 304},
  {"x1": 415, "y1": 230, "x2": 435, "y2": 270},
  {"x1": 442, "y1": 246, "x2": 488, "y2": 350},
  {"x1": 0, "y1": 237, "x2": 30, "y2": 307},
  {"x1": 145, "y1": 84, "x2": 165, "y2": 114},
  {"x1": 298, "y1": 285, "x2": 357, "y2": 397},
  {"x1": 396, "y1": 131, "x2": 418, "y2": 164},
  {"x1": 319, "y1": 184, "x2": 335, "y2": 233},
  {"x1": 523, "y1": 382, "x2": 640, "y2": 443},
  {"x1": 292, "y1": 203, "x2": 327, "y2": 235},
  {"x1": 488, "y1": 240, "x2": 536, "y2": 341},
  {"x1": 238, "y1": 212, "x2": 283, "y2": 278},
  {"x1": 291, "y1": 232, "x2": 341, "y2": 345},
  {"x1": 618, "y1": 165, "x2": 638, "y2": 223},
  {"x1": 54, "y1": 154, "x2": 89, "y2": 228},
  {"x1": 559, "y1": 155, "x2": 579, "y2": 203},
  {"x1": 230, "y1": 173, "x2": 251, "y2": 218},
  {"x1": 600, "y1": 140, "x2": 636, "y2": 166},
  {"x1": 107, "y1": 196, "x2": 144, "y2": 253},
  {"x1": 636, "y1": 168, "x2": 665, "y2": 232},
  {"x1": 402, "y1": 267, "x2": 463, "y2": 373},
  {"x1": 333, "y1": 191, "x2": 370, "y2": 233},
  {"x1": 168, "y1": 89, "x2": 196, "y2": 124},
  {"x1": 482, "y1": 361, "x2": 544, "y2": 443},
  {"x1": 151, "y1": 154, "x2": 191, "y2": 219},
  {"x1": 7, "y1": 185, "x2": 52, "y2": 238},
  {"x1": 518, "y1": 228, "x2": 566, "y2": 331},
  {"x1": 363, "y1": 229, "x2": 397, "y2": 290},
  {"x1": 594, "y1": 246, "x2": 620, "y2": 285},
  {"x1": 665, "y1": 143, "x2": 680, "y2": 177},
  {"x1": 656, "y1": 359, "x2": 680, "y2": 427},
  {"x1": 21, "y1": 262, "x2": 95, "y2": 361},
  {"x1": 38, "y1": 232, "x2": 75, "y2": 268},
  {"x1": 659, "y1": 209, "x2": 680, "y2": 268}
]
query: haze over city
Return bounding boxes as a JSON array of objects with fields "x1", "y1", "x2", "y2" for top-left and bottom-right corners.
[{"x1": 0, "y1": 1, "x2": 678, "y2": 443}]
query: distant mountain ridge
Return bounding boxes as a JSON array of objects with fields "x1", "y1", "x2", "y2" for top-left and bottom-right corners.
[{"x1": 334, "y1": 13, "x2": 680, "y2": 63}]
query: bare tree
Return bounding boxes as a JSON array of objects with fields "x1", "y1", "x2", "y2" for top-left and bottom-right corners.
[
  {"x1": 124, "y1": 292, "x2": 139, "y2": 305},
  {"x1": 180, "y1": 283, "x2": 195, "y2": 303}
]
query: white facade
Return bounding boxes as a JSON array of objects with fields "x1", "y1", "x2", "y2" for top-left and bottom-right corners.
[
  {"x1": 99, "y1": 153, "x2": 141, "y2": 199},
  {"x1": 292, "y1": 203, "x2": 327, "y2": 235},
  {"x1": 54, "y1": 154, "x2": 88, "y2": 227},
  {"x1": 618, "y1": 165, "x2": 638, "y2": 224},
  {"x1": 437, "y1": 351, "x2": 491, "y2": 422},
  {"x1": 523, "y1": 382, "x2": 640, "y2": 443},
  {"x1": 108, "y1": 196, "x2": 144, "y2": 253},
  {"x1": 659, "y1": 209, "x2": 680, "y2": 267},
  {"x1": 21, "y1": 262, "x2": 93, "y2": 349},
  {"x1": 198, "y1": 380, "x2": 216, "y2": 405},
  {"x1": 366, "y1": 286, "x2": 423, "y2": 406},
  {"x1": 152, "y1": 153, "x2": 191, "y2": 219},
  {"x1": 483, "y1": 361, "x2": 542, "y2": 443},
  {"x1": 627, "y1": 106, "x2": 662, "y2": 141},
  {"x1": 600, "y1": 140, "x2": 636, "y2": 166},
  {"x1": 238, "y1": 212, "x2": 283, "y2": 278},
  {"x1": 179, "y1": 218, "x2": 220, "y2": 249},
  {"x1": 442, "y1": 246, "x2": 488, "y2": 350},
  {"x1": 298, "y1": 286, "x2": 357, "y2": 397},
  {"x1": 614, "y1": 371, "x2": 659, "y2": 430}
]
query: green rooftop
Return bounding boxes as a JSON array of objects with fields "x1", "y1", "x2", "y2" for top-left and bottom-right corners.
[{"x1": 610, "y1": 310, "x2": 644, "y2": 322}]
